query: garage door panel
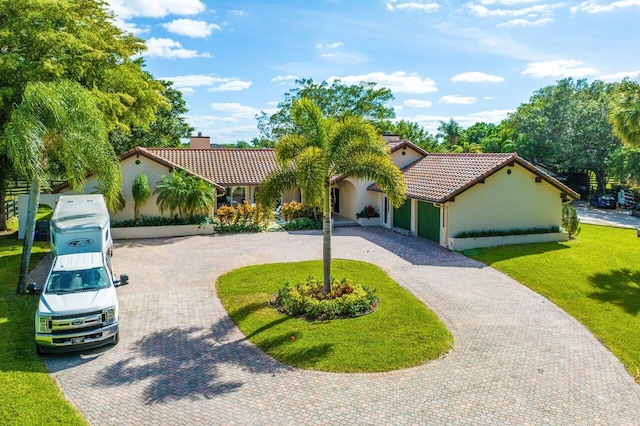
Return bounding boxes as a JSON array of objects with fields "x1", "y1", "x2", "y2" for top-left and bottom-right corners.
[{"x1": 418, "y1": 201, "x2": 440, "y2": 242}]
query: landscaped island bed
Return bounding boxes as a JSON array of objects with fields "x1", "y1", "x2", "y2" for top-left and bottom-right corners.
[{"x1": 217, "y1": 259, "x2": 452, "y2": 373}]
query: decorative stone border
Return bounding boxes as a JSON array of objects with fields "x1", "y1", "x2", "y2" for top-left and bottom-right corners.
[
  {"x1": 111, "y1": 224, "x2": 214, "y2": 240},
  {"x1": 447, "y1": 232, "x2": 569, "y2": 251}
]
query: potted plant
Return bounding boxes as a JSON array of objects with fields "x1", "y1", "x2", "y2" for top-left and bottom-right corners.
[{"x1": 356, "y1": 205, "x2": 380, "y2": 226}]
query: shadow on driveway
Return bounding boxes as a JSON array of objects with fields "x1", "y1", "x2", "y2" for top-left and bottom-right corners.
[{"x1": 92, "y1": 317, "x2": 291, "y2": 405}]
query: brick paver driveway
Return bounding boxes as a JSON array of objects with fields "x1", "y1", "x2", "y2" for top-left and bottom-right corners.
[{"x1": 43, "y1": 227, "x2": 640, "y2": 425}]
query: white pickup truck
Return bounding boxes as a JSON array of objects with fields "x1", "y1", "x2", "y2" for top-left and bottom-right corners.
[{"x1": 32, "y1": 252, "x2": 128, "y2": 354}]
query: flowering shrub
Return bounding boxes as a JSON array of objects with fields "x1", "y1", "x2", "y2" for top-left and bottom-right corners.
[
  {"x1": 356, "y1": 205, "x2": 380, "y2": 219},
  {"x1": 272, "y1": 277, "x2": 378, "y2": 320},
  {"x1": 280, "y1": 201, "x2": 320, "y2": 221},
  {"x1": 217, "y1": 205, "x2": 236, "y2": 225}
]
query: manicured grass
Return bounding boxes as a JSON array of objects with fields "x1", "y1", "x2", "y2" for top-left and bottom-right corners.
[
  {"x1": 0, "y1": 213, "x2": 86, "y2": 426},
  {"x1": 217, "y1": 260, "x2": 452, "y2": 372},
  {"x1": 466, "y1": 223, "x2": 640, "y2": 382}
]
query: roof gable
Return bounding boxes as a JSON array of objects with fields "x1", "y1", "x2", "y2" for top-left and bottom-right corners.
[{"x1": 369, "y1": 152, "x2": 580, "y2": 203}]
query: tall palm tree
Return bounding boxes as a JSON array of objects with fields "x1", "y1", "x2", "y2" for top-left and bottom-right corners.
[
  {"x1": 609, "y1": 79, "x2": 640, "y2": 147},
  {"x1": 154, "y1": 170, "x2": 215, "y2": 219},
  {"x1": 132, "y1": 173, "x2": 151, "y2": 223},
  {"x1": 438, "y1": 118, "x2": 463, "y2": 148},
  {"x1": 452, "y1": 141, "x2": 483, "y2": 153},
  {"x1": 5, "y1": 81, "x2": 121, "y2": 294},
  {"x1": 257, "y1": 98, "x2": 406, "y2": 295}
]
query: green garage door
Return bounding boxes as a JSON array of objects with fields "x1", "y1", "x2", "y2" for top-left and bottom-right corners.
[
  {"x1": 393, "y1": 199, "x2": 411, "y2": 230},
  {"x1": 418, "y1": 201, "x2": 440, "y2": 243}
]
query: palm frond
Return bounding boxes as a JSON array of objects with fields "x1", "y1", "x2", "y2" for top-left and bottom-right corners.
[{"x1": 256, "y1": 167, "x2": 299, "y2": 208}]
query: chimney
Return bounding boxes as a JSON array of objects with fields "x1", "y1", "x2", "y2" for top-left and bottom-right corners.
[
  {"x1": 190, "y1": 133, "x2": 211, "y2": 149},
  {"x1": 381, "y1": 131, "x2": 400, "y2": 143}
]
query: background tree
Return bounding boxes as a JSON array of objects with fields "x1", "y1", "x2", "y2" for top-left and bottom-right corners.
[
  {"x1": 0, "y1": 0, "x2": 168, "y2": 230},
  {"x1": 154, "y1": 170, "x2": 215, "y2": 219},
  {"x1": 109, "y1": 80, "x2": 193, "y2": 155},
  {"x1": 132, "y1": 173, "x2": 151, "y2": 223},
  {"x1": 609, "y1": 78, "x2": 640, "y2": 147},
  {"x1": 257, "y1": 79, "x2": 395, "y2": 143},
  {"x1": 6, "y1": 81, "x2": 121, "y2": 294},
  {"x1": 257, "y1": 98, "x2": 405, "y2": 295},
  {"x1": 504, "y1": 78, "x2": 621, "y2": 194},
  {"x1": 437, "y1": 119, "x2": 463, "y2": 149},
  {"x1": 374, "y1": 119, "x2": 439, "y2": 151}
]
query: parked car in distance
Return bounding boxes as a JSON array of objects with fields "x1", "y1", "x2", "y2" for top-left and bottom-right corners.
[{"x1": 589, "y1": 194, "x2": 617, "y2": 209}]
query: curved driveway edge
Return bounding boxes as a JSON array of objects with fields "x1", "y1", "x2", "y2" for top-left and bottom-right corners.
[{"x1": 43, "y1": 227, "x2": 640, "y2": 425}]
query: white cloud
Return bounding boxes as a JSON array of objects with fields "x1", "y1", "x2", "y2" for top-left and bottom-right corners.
[
  {"x1": 468, "y1": 2, "x2": 561, "y2": 17},
  {"x1": 162, "y1": 75, "x2": 251, "y2": 92},
  {"x1": 163, "y1": 74, "x2": 218, "y2": 87},
  {"x1": 522, "y1": 59, "x2": 598, "y2": 78},
  {"x1": 598, "y1": 71, "x2": 640, "y2": 82},
  {"x1": 497, "y1": 17, "x2": 553, "y2": 27},
  {"x1": 266, "y1": 101, "x2": 279, "y2": 106},
  {"x1": 209, "y1": 103, "x2": 260, "y2": 119},
  {"x1": 450, "y1": 72, "x2": 505, "y2": 83},
  {"x1": 571, "y1": 0, "x2": 640, "y2": 14},
  {"x1": 145, "y1": 38, "x2": 209, "y2": 59},
  {"x1": 228, "y1": 10, "x2": 247, "y2": 17},
  {"x1": 404, "y1": 99, "x2": 433, "y2": 108},
  {"x1": 316, "y1": 42, "x2": 344, "y2": 49},
  {"x1": 329, "y1": 71, "x2": 437, "y2": 93},
  {"x1": 386, "y1": 1, "x2": 441, "y2": 12},
  {"x1": 271, "y1": 75, "x2": 299, "y2": 82},
  {"x1": 108, "y1": 0, "x2": 206, "y2": 19},
  {"x1": 484, "y1": 96, "x2": 494, "y2": 100},
  {"x1": 112, "y1": 18, "x2": 149, "y2": 35},
  {"x1": 179, "y1": 87, "x2": 195, "y2": 94},
  {"x1": 209, "y1": 80, "x2": 253, "y2": 91},
  {"x1": 439, "y1": 95, "x2": 478, "y2": 104},
  {"x1": 478, "y1": 0, "x2": 540, "y2": 4},
  {"x1": 162, "y1": 19, "x2": 221, "y2": 38}
]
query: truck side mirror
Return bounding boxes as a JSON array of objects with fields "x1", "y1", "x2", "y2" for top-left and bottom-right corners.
[
  {"x1": 116, "y1": 274, "x2": 129, "y2": 286},
  {"x1": 26, "y1": 283, "x2": 42, "y2": 295}
]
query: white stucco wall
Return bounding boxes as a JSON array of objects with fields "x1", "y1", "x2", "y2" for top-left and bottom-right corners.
[
  {"x1": 63, "y1": 155, "x2": 173, "y2": 221},
  {"x1": 446, "y1": 164, "x2": 564, "y2": 239},
  {"x1": 390, "y1": 147, "x2": 423, "y2": 169}
]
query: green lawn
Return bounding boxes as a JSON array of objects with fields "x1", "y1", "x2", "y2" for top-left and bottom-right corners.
[
  {"x1": 466, "y1": 223, "x2": 640, "y2": 382},
  {"x1": 217, "y1": 260, "x2": 452, "y2": 372},
  {"x1": 0, "y1": 212, "x2": 86, "y2": 426}
]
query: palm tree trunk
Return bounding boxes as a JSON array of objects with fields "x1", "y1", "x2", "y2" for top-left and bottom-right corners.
[
  {"x1": 16, "y1": 179, "x2": 41, "y2": 294},
  {"x1": 322, "y1": 183, "x2": 332, "y2": 296}
]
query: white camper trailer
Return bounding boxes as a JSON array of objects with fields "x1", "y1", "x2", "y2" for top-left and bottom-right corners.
[{"x1": 50, "y1": 195, "x2": 113, "y2": 257}]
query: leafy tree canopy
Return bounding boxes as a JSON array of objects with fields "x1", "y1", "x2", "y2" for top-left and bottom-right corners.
[
  {"x1": 609, "y1": 78, "x2": 640, "y2": 148},
  {"x1": 109, "y1": 80, "x2": 193, "y2": 155},
  {"x1": 257, "y1": 78, "x2": 395, "y2": 142},
  {"x1": 374, "y1": 119, "x2": 439, "y2": 151},
  {"x1": 0, "y1": 0, "x2": 169, "y2": 229},
  {"x1": 503, "y1": 78, "x2": 622, "y2": 194}
]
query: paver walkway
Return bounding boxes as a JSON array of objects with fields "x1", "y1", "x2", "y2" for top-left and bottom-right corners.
[{"x1": 42, "y1": 227, "x2": 640, "y2": 425}]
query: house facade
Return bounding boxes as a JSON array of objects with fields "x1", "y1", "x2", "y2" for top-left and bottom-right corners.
[
  {"x1": 336, "y1": 134, "x2": 579, "y2": 249},
  {"x1": 45, "y1": 133, "x2": 579, "y2": 249}
]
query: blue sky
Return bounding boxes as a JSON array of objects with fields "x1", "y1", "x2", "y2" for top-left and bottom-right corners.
[{"x1": 107, "y1": 0, "x2": 640, "y2": 144}]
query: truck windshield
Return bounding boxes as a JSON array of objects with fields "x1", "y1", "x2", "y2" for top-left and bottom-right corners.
[{"x1": 46, "y1": 267, "x2": 111, "y2": 294}]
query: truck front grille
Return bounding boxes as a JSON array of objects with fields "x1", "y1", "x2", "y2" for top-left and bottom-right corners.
[{"x1": 50, "y1": 311, "x2": 104, "y2": 333}]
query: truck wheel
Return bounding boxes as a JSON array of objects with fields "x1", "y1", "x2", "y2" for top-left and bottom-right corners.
[
  {"x1": 36, "y1": 344, "x2": 46, "y2": 357},
  {"x1": 112, "y1": 333, "x2": 119, "y2": 346}
]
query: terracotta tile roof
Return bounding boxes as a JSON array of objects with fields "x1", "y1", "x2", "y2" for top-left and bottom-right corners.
[
  {"x1": 387, "y1": 139, "x2": 429, "y2": 156},
  {"x1": 369, "y1": 152, "x2": 580, "y2": 202},
  {"x1": 131, "y1": 147, "x2": 278, "y2": 186}
]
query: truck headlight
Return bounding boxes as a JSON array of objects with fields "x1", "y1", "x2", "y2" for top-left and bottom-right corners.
[
  {"x1": 36, "y1": 315, "x2": 51, "y2": 333},
  {"x1": 102, "y1": 307, "x2": 116, "y2": 325}
]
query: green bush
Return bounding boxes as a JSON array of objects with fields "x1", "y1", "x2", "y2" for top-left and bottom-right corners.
[
  {"x1": 111, "y1": 215, "x2": 210, "y2": 228},
  {"x1": 455, "y1": 226, "x2": 560, "y2": 239},
  {"x1": 273, "y1": 277, "x2": 378, "y2": 320},
  {"x1": 282, "y1": 218, "x2": 322, "y2": 231},
  {"x1": 562, "y1": 204, "x2": 581, "y2": 237}
]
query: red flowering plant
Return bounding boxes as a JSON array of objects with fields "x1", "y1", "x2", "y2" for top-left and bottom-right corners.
[{"x1": 356, "y1": 205, "x2": 380, "y2": 219}]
